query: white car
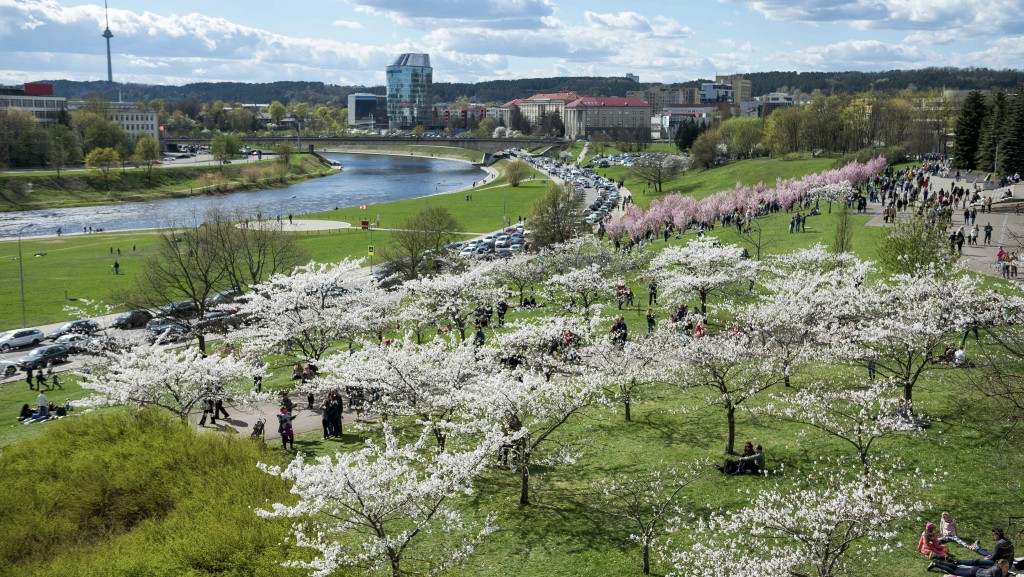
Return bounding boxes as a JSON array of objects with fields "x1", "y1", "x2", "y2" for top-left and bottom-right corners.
[
  {"x1": 0, "y1": 328, "x2": 45, "y2": 352},
  {"x1": 0, "y1": 359, "x2": 18, "y2": 377}
]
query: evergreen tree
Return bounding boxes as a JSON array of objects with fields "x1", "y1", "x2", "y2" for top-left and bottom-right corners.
[
  {"x1": 975, "y1": 90, "x2": 1007, "y2": 172},
  {"x1": 998, "y1": 88, "x2": 1024, "y2": 177},
  {"x1": 951, "y1": 91, "x2": 988, "y2": 170}
]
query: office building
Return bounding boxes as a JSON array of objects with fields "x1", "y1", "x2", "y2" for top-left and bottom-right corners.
[
  {"x1": 348, "y1": 93, "x2": 378, "y2": 129},
  {"x1": 386, "y1": 53, "x2": 433, "y2": 130}
]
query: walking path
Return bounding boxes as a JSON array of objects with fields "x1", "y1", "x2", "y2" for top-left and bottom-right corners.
[
  {"x1": 195, "y1": 396, "x2": 366, "y2": 442},
  {"x1": 863, "y1": 174, "x2": 1024, "y2": 279}
]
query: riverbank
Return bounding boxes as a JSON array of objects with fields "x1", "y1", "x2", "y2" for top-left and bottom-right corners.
[{"x1": 0, "y1": 154, "x2": 336, "y2": 212}]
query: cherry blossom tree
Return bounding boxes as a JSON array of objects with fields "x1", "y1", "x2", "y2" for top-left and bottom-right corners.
[
  {"x1": 664, "y1": 464, "x2": 926, "y2": 577},
  {"x1": 313, "y1": 336, "x2": 487, "y2": 451},
  {"x1": 401, "y1": 267, "x2": 500, "y2": 340},
  {"x1": 583, "y1": 330, "x2": 673, "y2": 421},
  {"x1": 232, "y1": 260, "x2": 365, "y2": 363},
  {"x1": 596, "y1": 463, "x2": 709, "y2": 574},
  {"x1": 486, "y1": 254, "x2": 547, "y2": 306},
  {"x1": 649, "y1": 238, "x2": 757, "y2": 316},
  {"x1": 668, "y1": 333, "x2": 784, "y2": 454},
  {"x1": 258, "y1": 425, "x2": 498, "y2": 577},
  {"x1": 848, "y1": 267, "x2": 1001, "y2": 401},
  {"x1": 77, "y1": 346, "x2": 262, "y2": 420},
  {"x1": 470, "y1": 369, "x2": 606, "y2": 505},
  {"x1": 751, "y1": 380, "x2": 921, "y2": 475}
]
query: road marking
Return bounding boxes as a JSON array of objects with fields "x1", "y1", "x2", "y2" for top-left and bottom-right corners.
[{"x1": 998, "y1": 214, "x2": 1009, "y2": 246}]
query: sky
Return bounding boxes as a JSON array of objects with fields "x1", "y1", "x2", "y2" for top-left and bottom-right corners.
[{"x1": 1, "y1": 0, "x2": 1023, "y2": 88}]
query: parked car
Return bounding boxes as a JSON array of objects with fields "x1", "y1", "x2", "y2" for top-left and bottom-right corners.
[
  {"x1": 205, "y1": 289, "x2": 242, "y2": 307},
  {"x1": 1, "y1": 359, "x2": 18, "y2": 377},
  {"x1": 53, "y1": 333, "x2": 91, "y2": 353},
  {"x1": 158, "y1": 300, "x2": 198, "y2": 319},
  {"x1": 0, "y1": 328, "x2": 44, "y2": 352},
  {"x1": 197, "y1": 311, "x2": 243, "y2": 332},
  {"x1": 48, "y1": 319, "x2": 99, "y2": 340},
  {"x1": 146, "y1": 319, "x2": 191, "y2": 344},
  {"x1": 111, "y1": 309, "x2": 153, "y2": 329},
  {"x1": 16, "y1": 344, "x2": 70, "y2": 370}
]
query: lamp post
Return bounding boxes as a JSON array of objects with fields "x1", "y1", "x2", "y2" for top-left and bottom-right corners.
[
  {"x1": 16, "y1": 223, "x2": 32, "y2": 327},
  {"x1": 503, "y1": 183, "x2": 507, "y2": 227}
]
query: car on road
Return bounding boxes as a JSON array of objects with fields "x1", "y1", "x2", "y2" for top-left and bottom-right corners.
[
  {"x1": 1, "y1": 359, "x2": 18, "y2": 377},
  {"x1": 47, "y1": 320, "x2": 99, "y2": 340},
  {"x1": 16, "y1": 344, "x2": 70, "y2": 370},
  {"x1": 0, "y1": 328, "x2": 44, "y2": 352},
  {"x1": 111, "y1": 309, "x2": 153, "y2": 329},
  {"x1": 53, "y1": 333, "x2": 91, "y2": 353}
]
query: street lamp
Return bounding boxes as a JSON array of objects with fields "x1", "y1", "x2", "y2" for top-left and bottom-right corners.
[
  {"x1": 16, "y1": 223, "x2": 32, "y2": 327},
  {"x1": 503, "y1": 183, "x2": 507, "y2": 227}
]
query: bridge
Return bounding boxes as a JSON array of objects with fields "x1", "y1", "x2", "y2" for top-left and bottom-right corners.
[{"x1": 161, "y1": 135, "x2": 567, "y2": 156}]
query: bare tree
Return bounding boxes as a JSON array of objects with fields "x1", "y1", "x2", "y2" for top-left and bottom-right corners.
[
  {"x1": 205, "y1": 207, "x2": 307, "y2": 291},
  {"x1": 503, "y1": 158, "x2": 530, "y2": 187},
  {"x1": 382, "y1": 206, "x2": 462, "y2": 281},
  {"x1": 630, "y1": 153, "x2": 686, "y2": 194}
]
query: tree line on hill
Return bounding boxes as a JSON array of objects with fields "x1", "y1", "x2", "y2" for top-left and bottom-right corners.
[{"x1": 38, "y1": 67, "x2": 1023, "y2": 108}]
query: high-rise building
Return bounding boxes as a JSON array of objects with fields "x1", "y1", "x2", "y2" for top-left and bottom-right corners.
[
  {"x1": 716, "y1": 75, "x2": 752, "y2": 103},
  {"x1": 386, "y1": 53, "x2": 432, "y2": 130}
]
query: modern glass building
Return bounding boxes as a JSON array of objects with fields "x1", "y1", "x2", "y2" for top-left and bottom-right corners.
[
  {"x1": 386, "y1": 53, "x2": 432, "y2": 130},
  {"x1": 348, "y1": 93, "x2": 378, "y2": 129}
]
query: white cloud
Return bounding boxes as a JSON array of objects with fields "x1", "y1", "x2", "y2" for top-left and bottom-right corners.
[
  {"x1": 348, "y1": 0, "x2": 555, "y2": 29},
  {"x1": 583, "y1": 11, "x2": 652, "y2": 33},
  {"x1": 331, "y1": 20, "x2": 364, "y2": 29}
]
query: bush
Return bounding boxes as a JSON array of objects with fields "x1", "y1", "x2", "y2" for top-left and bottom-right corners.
[
  {"x1": 0, "y1": 409, "x2": 299, "y2": 576},
  {"x1": 833, "y1": 146, "x2": 908, "y2": 168}
]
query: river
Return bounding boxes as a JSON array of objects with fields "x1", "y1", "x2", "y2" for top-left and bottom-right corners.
[{"x1": 0, "y1": 153, "x2": 485, "y2": 239}]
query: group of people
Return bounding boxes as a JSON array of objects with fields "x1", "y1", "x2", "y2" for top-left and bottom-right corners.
[
  {"x1": 290, "y1": 362, "x2": 318, "y2": 383},
  {"x1": 17, "y1": 396, "x2": 72, "y2": 424},
  {"x1": 319, "y1": 390, "x2": 344, "y2": 440},
  {"x1": 716, "y1": 441, "x2": 766, "y2": 475},
  {"x1": 996, "y1": 247, "x2": 1019, "y2": 279},
  {"x1": 24, "y1": 361, "x2": 62, "y2": 391},
  {"x1": 918, "y1": 515, "x2": 1018, "y2": 576}
]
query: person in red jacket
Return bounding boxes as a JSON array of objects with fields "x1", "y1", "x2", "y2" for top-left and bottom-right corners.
[{"x1": 919, "y1": 522, "x2": 951, "y2": 561}]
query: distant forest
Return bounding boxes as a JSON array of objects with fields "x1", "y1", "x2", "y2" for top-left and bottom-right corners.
[{"x1": 38, "y1": 67, "x2": 1024, "y2": 106}]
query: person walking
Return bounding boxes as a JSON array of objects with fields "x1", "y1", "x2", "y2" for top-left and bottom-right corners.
[
  {"x1": 279, "y1": 406, "x2": 295, "y2": 451},
  {"x1": 984, "y1": 223, "x2": 993, "y2": 245},
  {"x1": 214, "y1": 397, "x2": 230, "y2": 420},
  {"x1": 26, "y1": 366, "x2": 34, "y2": 390},
  {"x1": 113, "y1": 261, "x2": 120, "y2": 275},
  {"x1": 646, "y1": 307, "x2": 656, "y2": 336},
  {"x1": 648, "y1": 280, "x2": 658, "y2": 306}
]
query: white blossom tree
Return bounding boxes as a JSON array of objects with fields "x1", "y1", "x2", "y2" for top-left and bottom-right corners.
[
  {"x1": 849, "y1": 268, "x2": 1001, "y2": 401},
  {"x1": 650, "y1": 238, "x2": 757, "y2": 316},
  {"x1": 487, "y1": 254, "x2": 548, "y2": 307},
  {"x1": 402, "y1": 267, "x2": 500, "y2": 341},
  {"x1": 751, "y1": 380, "x2": 921, "y2": 475},
  {"x1": 313, "y1": 336, "x2": 487, "y2": 451},
  {"x1": 583, "y1": 330, "x2": 673, "y2": 421},
  {"x1": 668, "y1": 333, "x2": 784, "y2": 454},
  {"x1": 664, "y1": 465, "x2": 926, "y2": 577},
  {"x1": 596, "y1": 463, "x2": 709, "y2": 574},
  {"x1": 233, "y1": 260, "x2": 366, "y2": 363},
  {"x1": 470, "y1": 369, "x2": 606, "y2": 506},
  {"x1": 258, "y1": 425, "x2": 498, "y2": 577},
  {"x1": 77, "y1": 346, "x2": 262, "y2": 420}
]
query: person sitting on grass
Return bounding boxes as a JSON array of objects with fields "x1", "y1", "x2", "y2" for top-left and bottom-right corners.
[
  {"x1": 919, "y1": 522, "x2": 953, "y2": 562},
  {"x1": 16, "y1": 404, "x2": 32, "y2": 422},
  {"x1": 939, "y1": 512, "x2": 972, "y2": 549},
  {"x1": 734, "y1": 443, "x2": 765, "y2": 475},
  {"x1": 929, "y1": 557, "x2": 1009, "y2": 576},
  {"x1": 956, "y1": 527, "x2": 1016, "y2": 569}
]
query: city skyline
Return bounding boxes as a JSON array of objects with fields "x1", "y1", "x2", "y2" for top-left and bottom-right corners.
[{"x1": 1, "y1": 0, "x2": 1022, "y2": 87}]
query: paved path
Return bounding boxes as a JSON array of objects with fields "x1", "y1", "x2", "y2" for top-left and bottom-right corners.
[
  {"x1": 194, "y1": 395, "x2": 368, "y2": 443},
  {"x1": 864, "y1": 174, "x2": 1024, "y2": 279}
]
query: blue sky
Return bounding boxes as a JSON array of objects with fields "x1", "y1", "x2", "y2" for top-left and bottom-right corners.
[{"x1": 1, "y1": 0, "x2": 1022, "y2": 87}]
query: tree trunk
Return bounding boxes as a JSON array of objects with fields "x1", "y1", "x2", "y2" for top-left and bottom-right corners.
[
  {"x1": 624, "y1": 395, "x2": 632, "y2": 422},
  {"x1": 197, "y1": 334, "x2": 207, "y2": 355},
  {"x1": 519, "y1": 463, "x2": 530, "y2": 505},
  {"x1": 642, "y1": 544, "x2": 651, "y2": 574},
  {"x1": 389, "y1": 550, "x2": 402, "y2": 577},
  {"x1": 903, "y1": 380, "x2": 913, "y2": 402},
  {"x1": 725, "y1": 403, "x2": 736, "y2": 455}
]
